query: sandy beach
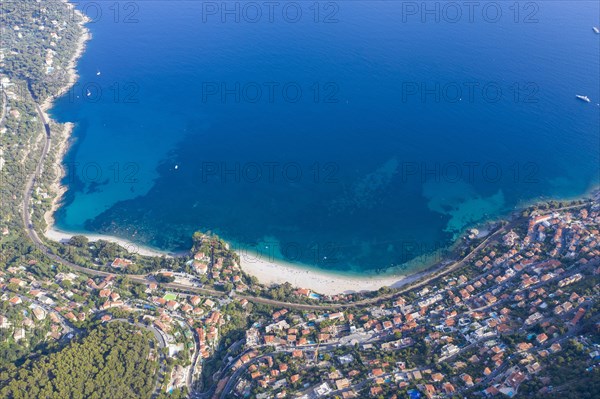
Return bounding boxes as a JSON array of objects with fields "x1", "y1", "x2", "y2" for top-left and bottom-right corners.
[
  {"x1": 33, "y1": 1, "x2": 441, "y2": 297},
  {"x1": 39, "y1": 4, "x2": 167, "y2": 260},
  {"x1": 45, "y1": 227, "x2": 167, "y2": 257},
  {"x1": 46, "y1": 224, "x2": 417, "y2": 293},
  {"x1": 237, "y1": 253, "x2": 418, "y2": 295},
  {"x1": 35, "y1": 1, "x2": 475, "y2": 296}
]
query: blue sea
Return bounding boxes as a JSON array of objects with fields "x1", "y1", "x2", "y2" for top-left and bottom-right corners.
[{"x1": 51, "y1": 1, "x2": 600, "y2": 274}]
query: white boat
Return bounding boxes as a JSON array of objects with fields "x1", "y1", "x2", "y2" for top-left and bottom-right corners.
[
  {"x1": 86, "y1": 89, "x2": 92, "y2": 97},
  {"x1": 576, "y1": 95, "x2": 591, "y2": 103},
  {"x1": 593, "y1": 27, "x2": 600, "y2": 34},
  {"x1": 96, "y1": 70, "x2": 101, "y2": 76}
]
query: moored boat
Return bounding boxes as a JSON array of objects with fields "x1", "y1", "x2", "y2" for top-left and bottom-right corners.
[{"x1": 576, "y1": 95, "x2": 591, "y2": 103}]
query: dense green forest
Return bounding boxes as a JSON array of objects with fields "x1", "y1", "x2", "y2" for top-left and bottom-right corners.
[{"x1": 0, "y1": 322, "x2": 159, "y2": 399}]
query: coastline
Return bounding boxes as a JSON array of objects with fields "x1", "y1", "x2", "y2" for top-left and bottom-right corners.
[
  {"x1": 36, "y1": 3, "x2": 167, "y2": 260},
  {"x1": 235, "y1": 241, "x2": 461, "y2": 295},
  {"x1": 33, "y1": 2, "x2": 476, "y2": 295},
  {"x1": 43, "y1": 190, "x2": 594, "y2": 295},
  {"x1": 39, "y1": 2, "x2": 176, "y2": 260},
  {"x1": 237, "y1": 252, "x2": 412, "y2": 295},
  {"x1": 41, "y1": 1, "x2": 90, "y2": 244},
  {"x1": 38, "y1": 2, "x2": 598, "y2": 296},
  {"x1": 45, "y1": 227, "x2": 168, "y2": 258},
  {"x1": 218, "y1": 191, "x2": 594, "y2": 295}
]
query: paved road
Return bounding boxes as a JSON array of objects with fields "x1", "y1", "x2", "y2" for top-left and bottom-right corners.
[
  {"x1": 218, "y1": 352, "x2": 283, "y2": 399},
  {"x1": 15, "y1": 103, "x2": 535, "y2": 314},
  {"x1": 16, "y1": 293, "x2": 83, "y2": 338},
  {"x1": 21, "y1": 95, "x2": 592, "y2": 314},
  {"x1": 186, "y1": 323, "x2": 201, "y2": 389},
  {"x1": 18, "y1": 107, "x2": 504, "y2": 313},
  {"x1": 109, "y1": 318, "x2": 167, "y2": 398}
]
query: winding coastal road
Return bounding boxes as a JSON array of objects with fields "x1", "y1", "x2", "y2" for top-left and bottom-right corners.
[
  {"x1": 20, "y1": 93, "x2": 591, "y2": 313},
  {"x1": 107, "y1": 318, "x2": 167, "y2": 398},
  {"x1": 16, "y1": 293, "x2": 83, "y2": 338}
]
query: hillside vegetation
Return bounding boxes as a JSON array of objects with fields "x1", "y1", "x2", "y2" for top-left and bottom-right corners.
[{"x1": 0, "y1": 322, "x2": 159, "y2": 399}]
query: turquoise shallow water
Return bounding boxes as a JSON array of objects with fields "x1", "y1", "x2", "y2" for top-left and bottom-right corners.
[{"x1": 51, "y1": 1, "x2": 600, "y2": 274}]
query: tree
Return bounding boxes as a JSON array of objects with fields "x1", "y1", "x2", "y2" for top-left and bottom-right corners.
[
  {"x1": 155, "y1": 274, "x2": 175, "y2": 283},
  {"x1": 69, "y1": 235, "x2": 89, "y2": 248},
  {"x1": 0, "y1": 322, "x2": 158, "y2": 398}
]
